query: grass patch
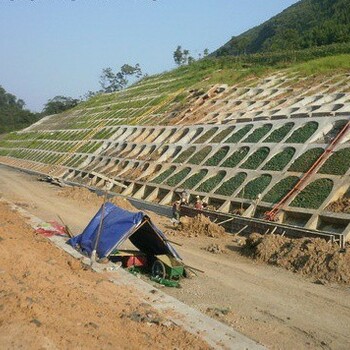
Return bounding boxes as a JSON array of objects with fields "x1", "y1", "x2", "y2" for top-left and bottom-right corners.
[
  {"x1": 240, "y1": 147, "x2": 270, "y2": 169},
  {"x1": 239, "y1": 175, "x2": 272, "y2": 200},
  {"x1": 263, "y1": 147, "x2": 295, "y2": 171},
  {"x1": 263, "y1": 176, "x2": 299, "y2": 203},
  {"x1": 243, "y1": 124, "x2": 272, "y2": 143},
  {"x1": 263, "y1": 122, "x2": 294, "y2": 143},
  {"x1": 181, "y1": 169, "x2": 208, "y2": 189},
  {"x1": 173, "y1": 146, "x2": 196, "y2": 163},
  {"x1": 215, "y1": 172, "x2": 247, "y2": 196},
  {"x1": 319, "y1": 148, "x2": 350, "y2": 175},
  {"x1": 204, "y1": 147, "x2": 229, "y2": 166},
  {"x1": 222, "y1": 147, "x2": 249, "y2": 168},
  {"x1": 196, "y1": 171, "x2": 226, "y2": 193},
  {"x1": 165, "y1": 167, "x2": 191, "y2": 186},
  {"x1": 226, "y1": 125, "x2": 253, "y2": 143},
  {"x1": 194, "y1": 128, "x2": 218, "y2": 144},
  {"x1": 286, "y1": 122, "x2": 318, "y2": 143},
  {"x1": 211, "y1": 126, "x2": 235, "y2": 143},
  {"x1": 152, "y1": 166, "x2": 176, "y2": 184},
  {"x1": 188, "y1": 146, "x2": 212, "y2": 165},
  {"x1": 290, "y1": 178, "x2": 333, "y2": 209},
  {"x1": 288, "y1": 148, "x2": 324, "y2": 172}
]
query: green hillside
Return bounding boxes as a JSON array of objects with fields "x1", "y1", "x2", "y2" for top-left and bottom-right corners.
[
  {"x1": 0, "y1": 86, "x2": 41, "y2": 134},
  {"x1": 214, "y1": 0, "x2": 350, "y2": 57}
]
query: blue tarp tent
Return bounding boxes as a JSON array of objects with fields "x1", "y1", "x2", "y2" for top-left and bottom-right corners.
[{"x1": 68, "y1": 202, "x2": 181, "y2": 260}]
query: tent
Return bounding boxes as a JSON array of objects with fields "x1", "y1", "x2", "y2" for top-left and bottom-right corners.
[{"x1": 68, "y1": 202, "x2": 181, "y2": 260}]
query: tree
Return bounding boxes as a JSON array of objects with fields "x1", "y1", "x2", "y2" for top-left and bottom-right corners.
[
  {"x1": 99, "y1": 63, "x2": 144, "y2": 93},
  {"x1": 173, "y1": 46, "x2": 196, "y2": 66},
  {"x1": 42, "y1": 95, "x2": 80, "y2": 115},
  {"x1": 173, "y1": 46, "x2": 183, "y2": 66},
  {"x1": 0, "y1": 85, "x2": 41, "y2": 134}
]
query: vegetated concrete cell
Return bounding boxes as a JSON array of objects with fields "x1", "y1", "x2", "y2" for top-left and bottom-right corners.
[
  {"x1": 290, "y1": 178, "x2": 334, "y2": 209},
  {"x1": 204, "y1": 147, "x2": 230, "y2": 166},
  {"x1": 195, "y1": 171, "x2": 226, "y2": 193},
  {"x1": 173, "y1": 146, "x2": 196, "y2": 163},
  {"x1": 240, "y1": 147, "x2": 270, "y2": 170},
  {"x1": 181, "y1": 169, "x2": 209, "y2": 190},
  {"x1": 194, "y1": 127, "x2": 219, "y2": 144},
  {"x1": 239, "y1": 174, "x2": 272, "y2": 200},
  {"x1": 222, "y1": 147, "x2": 250, "y2": 168},
  {"x1": 263, "y1": 122, "x2": 294, "y2": 143},
  {"x1": 151, "y1": 166, "x2": 176, "y2": 184},
  {"x1": 318, "y1": 148, "x2": 350, "y2": 175},
  {"x1": 263, "y1": 176, "x2": 299, "y2": 204},
  {"x1": 243, "y1": 124, "x2": 272, "y2": 143},
  {"x1": 225, "y1": 125, "x2": 254, "y2": 143},
  {"x1": 165, "y1": 167, "x2": 191, "y2": 187},
  {"x1": 214, "y1": 172, "x2": 247, "y2": 196},
  {"x1": 262, "y1": 147, "x2": 296, "y2": 171},
  {"x1": 188, "y1": 146, "x2": 212, "y2": 165},
  {"x1": 288, "y1": 148, "x2": 324, "y2": 173},
  {"x1": 286, "y1": 121, "x2": 319, "y2": 143}
]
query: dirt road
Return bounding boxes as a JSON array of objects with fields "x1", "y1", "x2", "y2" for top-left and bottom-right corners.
[{"x1": 1, "y1": 165, "x2": 350, "y2": 349}]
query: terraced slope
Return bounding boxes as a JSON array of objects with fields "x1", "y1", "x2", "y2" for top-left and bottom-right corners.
[{"x1": 0, "y1": 56, "x2": 349, "y2": 240}]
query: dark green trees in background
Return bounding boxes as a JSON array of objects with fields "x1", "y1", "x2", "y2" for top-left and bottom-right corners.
[
  {"x1": 0, "y1": 85, "x2": 41, "y2": 134},
  {"x1": 42, "y1": 95, "x2": 80, "y2": 115}
]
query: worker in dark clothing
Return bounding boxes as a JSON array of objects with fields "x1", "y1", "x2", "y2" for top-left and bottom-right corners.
[{"x1": 171, "y1": 200, "x2": 181, "y2": 226}]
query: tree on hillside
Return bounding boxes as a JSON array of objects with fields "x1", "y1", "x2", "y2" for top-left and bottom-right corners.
[
  {"x1": 0, "y1": 85, "x2": 41, "y2": 134},
  {"x1": 42, "y1": 95, "x2": 80, "y2": 115},
  {"x1": 173, "y1": 46, "x2": 196, "y2": 66},
  {"x1": 99, "y1": 63, "x2": 143, "y2": 93}
]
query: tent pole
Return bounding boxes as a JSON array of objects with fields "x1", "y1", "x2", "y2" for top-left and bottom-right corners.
[{"x1": 91, "y1": 182, "x2": 110, "y2": 264}]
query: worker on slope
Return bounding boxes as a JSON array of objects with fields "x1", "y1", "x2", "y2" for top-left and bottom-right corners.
[
  {"x1": 171, "y1": 200, "x2": 181, "y2": 227},
  {"x1": 194, "y1": 196, "x2": 203, "y2": 210}
]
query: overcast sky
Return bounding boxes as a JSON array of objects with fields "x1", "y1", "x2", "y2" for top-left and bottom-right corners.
[{"x1": 0, "y1": 0, "x2": 298, "y2": 111}]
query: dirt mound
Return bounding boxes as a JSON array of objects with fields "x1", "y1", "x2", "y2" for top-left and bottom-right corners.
[
  {"x1": 58, "y1": 186, "x2": 136, "y2": 211},
  {"x1": 326, "y1": 195, "x2": 350, "y2": 214},
  {"x1": 203, "y1": 243, "x2": 226, "y2": 254},
  {"x1": 180, "y1": 214, "x2": 226, "y2": 238},
  {"x1": 0, "y1": 201, "x2": 210, "y2": 349},
  {"x1": 243, "y1": 233, "x2": 350, "y2": 284}
]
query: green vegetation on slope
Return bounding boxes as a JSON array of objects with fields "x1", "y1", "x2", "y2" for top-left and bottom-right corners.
[{"x1": 214, "y1": 0, "x2": 350, "y2": 56}]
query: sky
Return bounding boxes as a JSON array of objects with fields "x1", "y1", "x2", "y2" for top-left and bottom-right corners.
[{"x1": 0, "y1": 0, "x2": 298, "y2": 112}]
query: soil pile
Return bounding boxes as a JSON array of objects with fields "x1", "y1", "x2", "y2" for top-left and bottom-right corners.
[
  {"x1": 58, "y1": 186, "x2": 136, "y2": 211},
  {"x1": 0, "y1": 201, "x2": 210, "y2": 349},
  {"x1": 180, "y1": 214, "x2": 226, "y2": 238},
  {"x1": 243, "y1": 233, "x2": 350, "y2": 284},
  {"x1": 325, "y1": 195, "x2": 350, "y2": 214},
  {"x1": 204, "y1": 243, "x2": 227, "y2": 254}
]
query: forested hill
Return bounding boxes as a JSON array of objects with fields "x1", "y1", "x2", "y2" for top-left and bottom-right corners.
[
  {"x1": 214, "y1": 0, "x2": 350, "y2": 57},
  {"x1": 0, "y1": 86, "x2": 41, "y2": 134}
]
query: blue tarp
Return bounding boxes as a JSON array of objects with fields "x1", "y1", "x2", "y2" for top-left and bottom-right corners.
[{"x1": 68, "y1": 202, "x2": 181, "y2": 260}]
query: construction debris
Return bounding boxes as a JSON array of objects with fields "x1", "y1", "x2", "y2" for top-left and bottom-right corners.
[{"x1": 203, "y1": 243, "x2": 227, "y2": 254}]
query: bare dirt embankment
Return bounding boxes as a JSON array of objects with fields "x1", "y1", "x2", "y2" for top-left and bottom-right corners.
[
  {"x1": 1, "y1": 166, "x2": 350, "y2": 350},
  {"x1": 243, "y1": 233, "x2": 350, "y2": 284},
  {"x1": 0, "y1": 200, "x2": 209, "y2": 349}
]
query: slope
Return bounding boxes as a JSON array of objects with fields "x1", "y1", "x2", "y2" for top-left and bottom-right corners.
[{"x1": 214, "y1": 0, "x2": 350, "y2": 56}]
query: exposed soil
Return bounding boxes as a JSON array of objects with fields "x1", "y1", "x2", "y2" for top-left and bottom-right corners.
[
  {"x1": 243, "y1": 233, "x2": 350, "y2": 284},
  {"x1": 0, "y1": 200, "x2": 209, "y2": 350},
  {"x1": 58, "y1": 186, "x2": 136, "y2": 212},
  {"x1": 1, "y1": 165, "x2": 350, "y2": 350},
  {"x1": 179, "y1": 214, "x2": 226, "y2": 238},
  {"x1": 325, "y1": 194, "x2": 350, "y2": 214}
]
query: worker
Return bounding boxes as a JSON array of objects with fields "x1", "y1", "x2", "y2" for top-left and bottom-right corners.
[
  {"x1": 171, "y1": 200, "x2": 181, "y2": 226},
  {"x1": 181, "y1": 189, "x2": 189, "y2": 205},
  {"x1": 194, "y1": 196, "x2": 203, "y2": 210}
]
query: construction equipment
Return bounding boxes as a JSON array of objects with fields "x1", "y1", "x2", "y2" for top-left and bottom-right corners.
[{"x1": 151, "y1": 254, "x2": 184, "y2": 280}]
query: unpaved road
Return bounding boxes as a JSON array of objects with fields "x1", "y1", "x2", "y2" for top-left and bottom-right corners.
[{"x1": 1, "y1": 165, "x2": 350, "y2": 350}]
